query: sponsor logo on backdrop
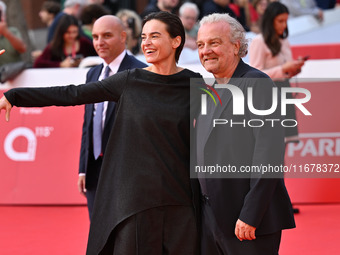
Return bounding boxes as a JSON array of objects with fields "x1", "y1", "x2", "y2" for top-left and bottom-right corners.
[
  {"x1": 287, "y1": 132, "x2": 340, "y2": 157},
  {"x1": 4, "y1": 126, "x2": 54, "y2": 161}
]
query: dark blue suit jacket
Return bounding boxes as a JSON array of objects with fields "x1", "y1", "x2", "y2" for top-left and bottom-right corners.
[
  {"x1": 78, "y1": 53, "x2": 147, "y2": 188},
  {"x1": 196, "y1": 60, "x2": 295, "y2": 238}
]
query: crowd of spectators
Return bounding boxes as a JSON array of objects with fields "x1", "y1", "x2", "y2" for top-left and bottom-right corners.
[{"x1": 1, "y1": 0, "x2": 339, "y2": 72}]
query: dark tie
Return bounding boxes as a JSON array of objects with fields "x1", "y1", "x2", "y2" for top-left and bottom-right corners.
[{"x1": 93, "y1": 66, "x2": 111, "y2": 159}]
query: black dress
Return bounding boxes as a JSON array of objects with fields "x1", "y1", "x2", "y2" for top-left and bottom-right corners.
[{"x1": 5, "y1": 68, "x2": 202, "y2": 254}]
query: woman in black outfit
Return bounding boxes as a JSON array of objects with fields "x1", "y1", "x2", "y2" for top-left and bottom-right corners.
[{"x1": 0, "y1": 12, "x2": 201, "y2": 255}]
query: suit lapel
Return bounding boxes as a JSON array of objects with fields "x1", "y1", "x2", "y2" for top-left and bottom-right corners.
[
  {"x1": 117, "y1": 53, "x2": 131, "y2": 72},
  {"x1": 104, "y1": 102, "x2": 115, "y2": 127},
  {"x1": 200, "y1": 59, "x2": 250, "y2": 149},
  {"x1": 103, "y1": 54, "x2": 132, "y2": 129},
  {"x1": 231, "y1": 59, "x2": 249, "y2": 79},
  {"x1": 199, "y1": 87, "x2": 233, "y2": 147},
  {"x1": 85, "y1": 64, "x2": 103, "y2": 130},
  {"x1": 94, "y1": 64, "x2": 104, "y2": 81}
]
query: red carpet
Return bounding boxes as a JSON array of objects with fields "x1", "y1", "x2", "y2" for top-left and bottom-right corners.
[
  {"x1": 280, "y1": 203, "x2": 340, "y2": 255},
  {"x1": 0, "y1": 206, "x2": 89, "y2": 255},
  {"x1": 0, "y1": 204, "x2": 339, "y2": 254}
]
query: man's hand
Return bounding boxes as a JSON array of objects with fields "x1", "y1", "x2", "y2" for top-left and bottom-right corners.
[
  {"x1": 0, "y1": 95, "x2": 12, "y2": 121},
  {"x1": 235, "y1": 219, "x2": 256, "y2": 241},
  {"x1": 78, "y1": 175, "x2": 86, "y2": 197}
]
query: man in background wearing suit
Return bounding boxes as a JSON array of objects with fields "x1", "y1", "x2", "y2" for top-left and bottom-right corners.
[
  {"x1": 195, "y1": 13, "x2": 295, "y2": 254},
  {"x1": 77, "y1": 15, "x2": 147, "y2": 219}
]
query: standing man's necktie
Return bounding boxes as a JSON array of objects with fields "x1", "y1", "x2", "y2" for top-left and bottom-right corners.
[{"x1": 93, "y1": 66, "x2": 111, "y2": 159}]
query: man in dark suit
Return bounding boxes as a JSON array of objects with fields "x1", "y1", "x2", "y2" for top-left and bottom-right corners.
[
  {"x1": 77, "y1": 15, "x2": 147, "y2": 219},
  {"x1": 195, "y1": 13, "x2": 295, "y2": 254}
]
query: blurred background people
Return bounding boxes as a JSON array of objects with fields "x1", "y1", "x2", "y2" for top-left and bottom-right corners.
[
  {"x1": 179, "y1": 2, "x2": 200, "y2": 50},
  {"x1": 0, "y1": 0, "x2": 27, "y2": 66},
  {"x1": 281, "y1": 0, "x2": 323, "y2": 22},
  {"x1": 39, "y1": 1, "x2": 61, "y2": 28},
  {"x1": 34, "y1": 14, "x2": 96, "y2": 68},
  {"x1": 201, "y1": 0, "x2": 252, "y2": 31},
  {"x1": 315, "y1": 0, "x2": 337, "y2": 9},
  {"x1": 87, "y1": 0, "x2": 105, "y2": 3},
  {"x1": 140, "y1": 0, "x2": 180, "y2": 18},
  {"x1": 80, "y1": 3, "x2": 110, "y2": 41},
  {"x1": 116, "y1": 9, "x2": 142, "y2": 55},
  {"x1": 201, "y1": 0, "x2": 236, "y2": 19},
  {"x1": 48, "y1": 0, "x2": 87, "y2": 43},
  {"x1": 249, "y1": 0, "x2": 269, "y2": 33},
  {"x1": 229, "y1": 0, "x2": 251, "y2": 31},
  {"x1": 32, "y1": 1, "x2": 61, "y2": 61},
  {"x1": 249, "y1": 1, "x2": 305, "y2": 142}
]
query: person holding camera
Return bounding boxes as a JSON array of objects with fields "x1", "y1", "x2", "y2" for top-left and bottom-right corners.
[
  {"x1": 0, "y1": 1, "x2": 27, "y2": 67},
  {"x1": 34, "y1": 14, "x2": 96, "y2": 68}
]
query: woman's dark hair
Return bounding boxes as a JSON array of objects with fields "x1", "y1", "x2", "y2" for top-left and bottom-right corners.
[
  {"x1": 50, "y1": 14, "x2": 80, "y2": 59},
  {"x1": 142, "y1": 11, "x2": 185, "y2": 63},
  {"x1": 261, "y1": 2, "x2": 289, "y2": 56}
]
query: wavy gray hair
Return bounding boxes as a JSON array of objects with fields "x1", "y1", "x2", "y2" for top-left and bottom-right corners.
[{"x1": 199, "y1": 13, "x2": 248, "y2": 58}]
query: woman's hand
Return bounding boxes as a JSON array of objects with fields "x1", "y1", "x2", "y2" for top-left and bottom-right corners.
[
  {"x1": 282, "y1": 59, "x2": 305, "y2": 78},
  {"x1": 0, "y1": 95, "x2": 12, "y2": 121}
]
